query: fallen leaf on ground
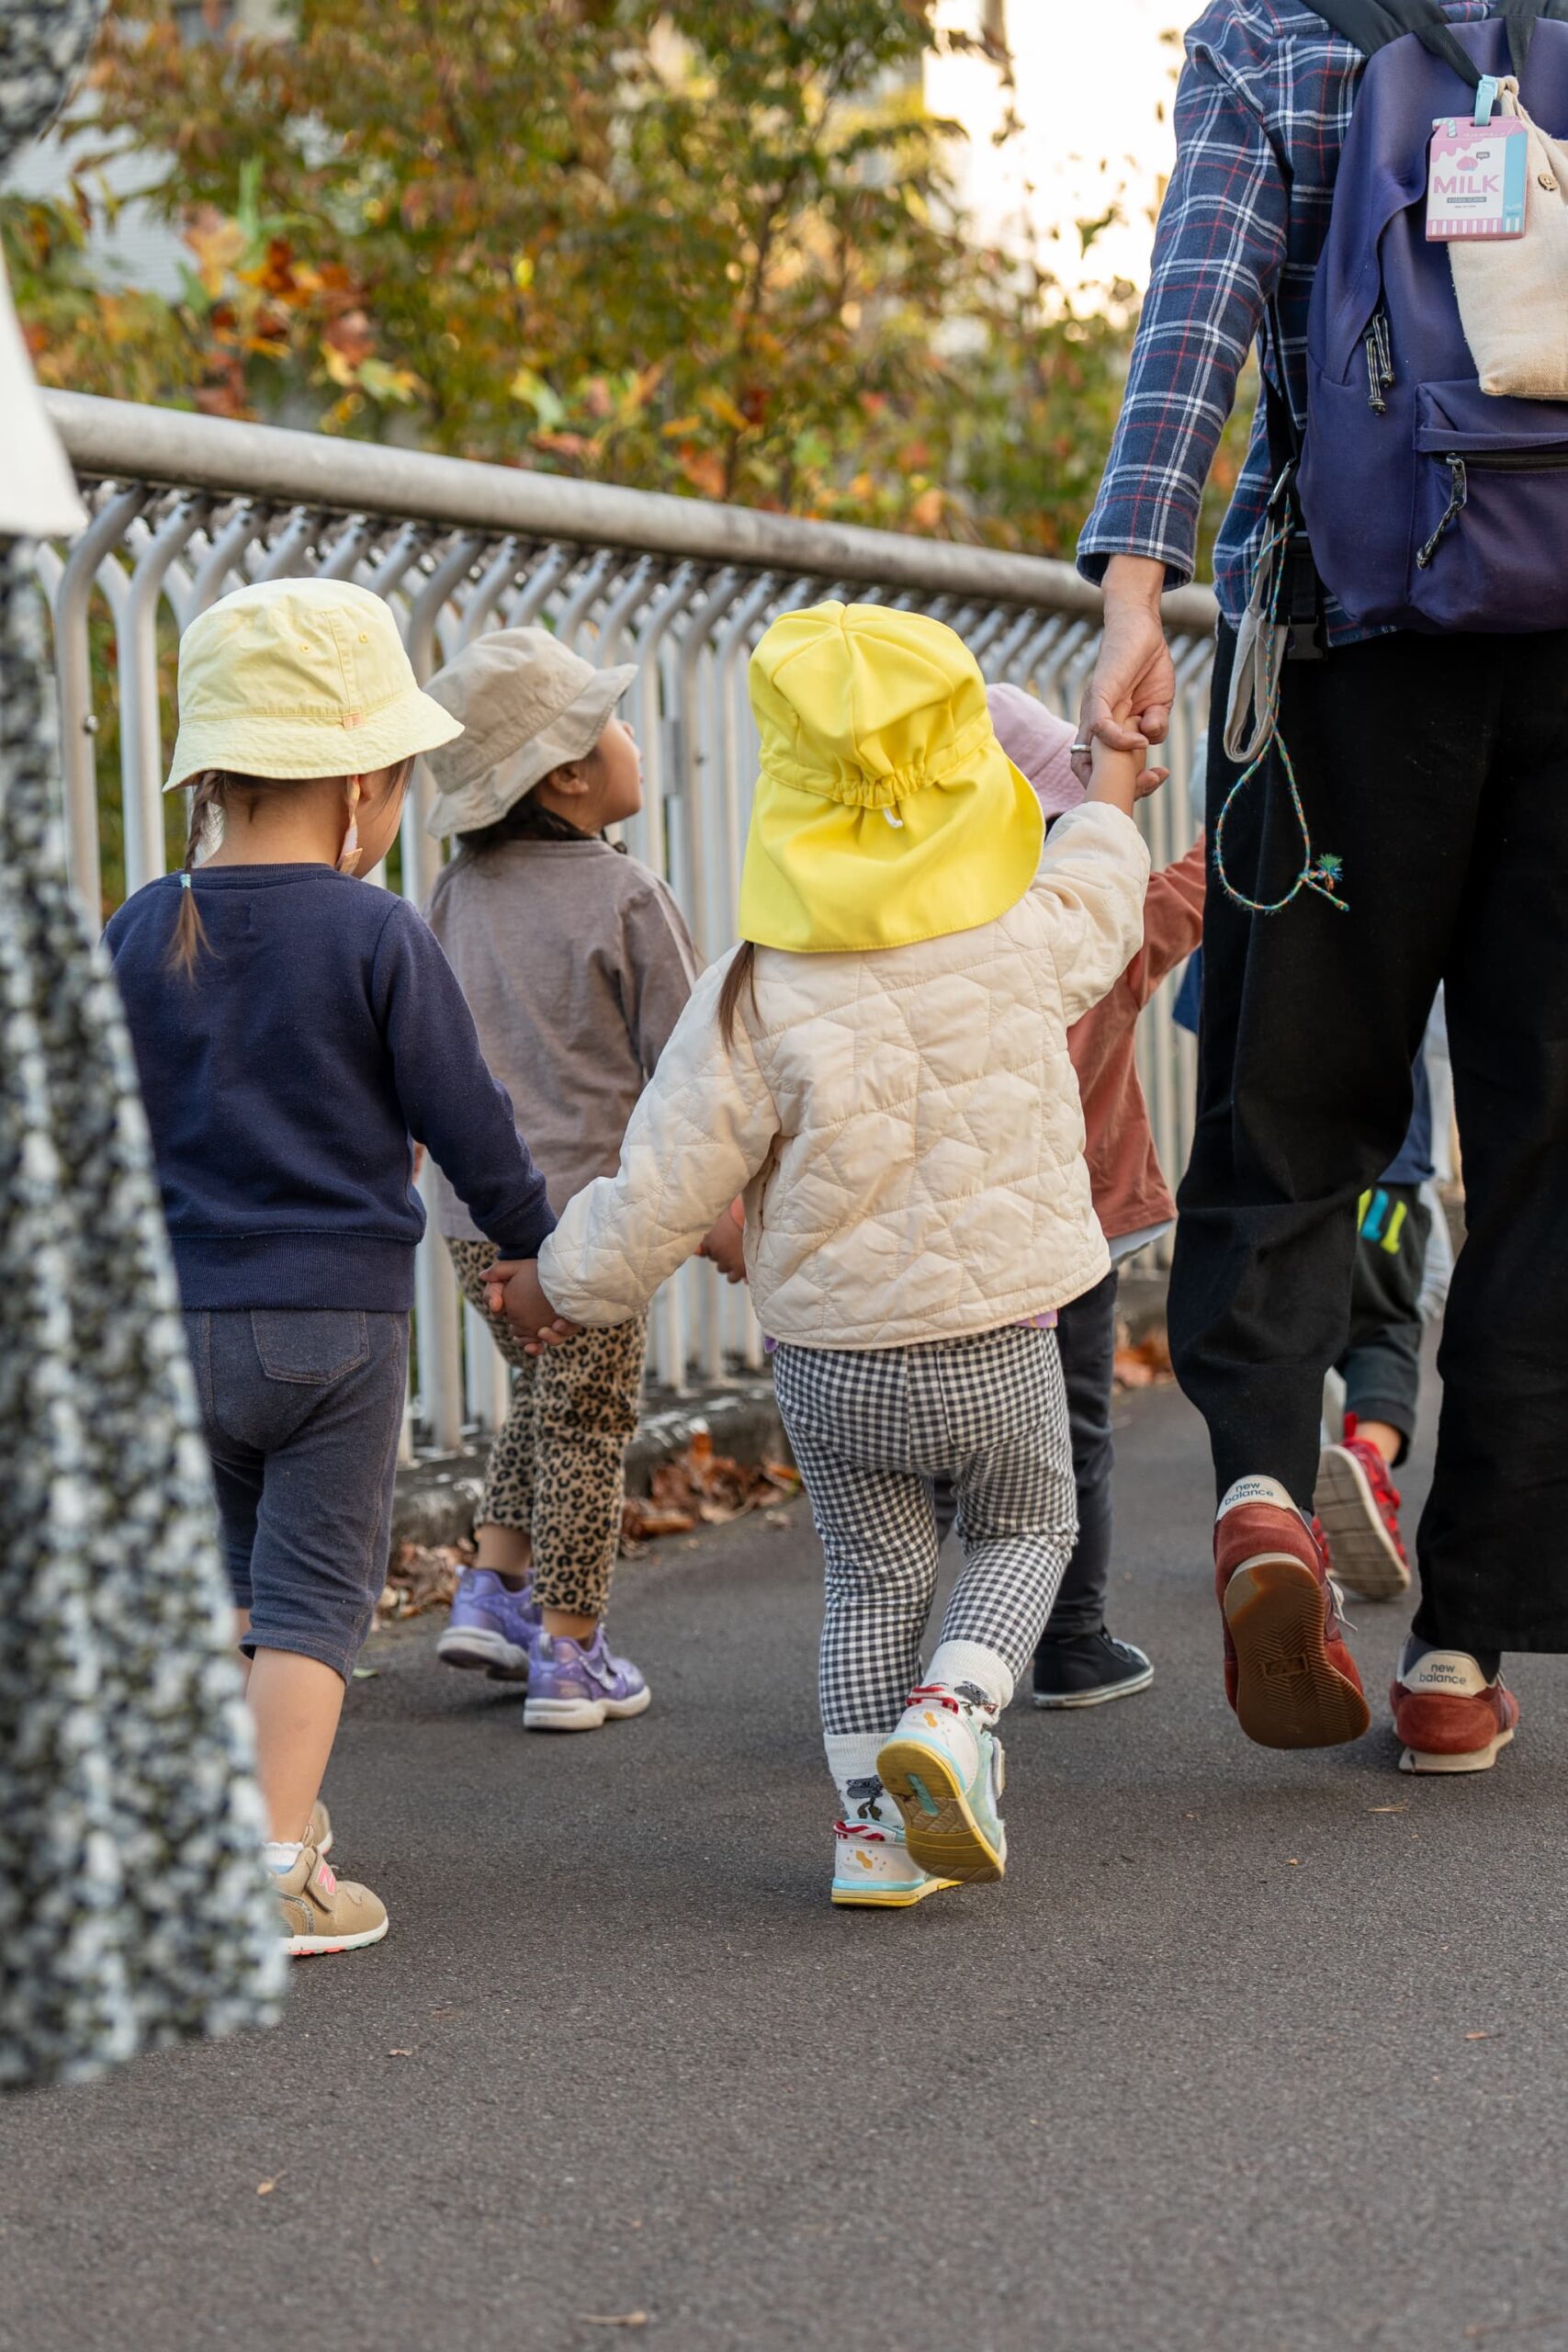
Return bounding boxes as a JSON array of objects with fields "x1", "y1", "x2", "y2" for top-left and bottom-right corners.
[
  {"x1": 1113, "y1": 1331, "x2": 1174, "y2": 1390},
  {"x1": 388, "y1": 2047, "x2": 412, "y2": 2056},
  {"x1": 375, "y1": 1537, "x2": 475, "y2": 1630},
  {"x1": 621, "y1": 1434, "x2": 799, "y2": 1552},
  {"x1": 578, "y1": 2318, "x2": 649, "y2": 2332},
  {"x1": 1369, "y1": 1804, "x2": 1408, "y2": 1814},
  {"x1": 1464, "y1": 2030, "x2": 1496, "y2": 2041},
  {"x1": 256, "y1": 2175, "x2": 283, "y2": 2196}
]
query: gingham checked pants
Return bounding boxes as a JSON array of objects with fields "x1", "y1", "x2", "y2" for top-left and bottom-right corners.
[{"x1": 773, "y1": 1324, "x2": 1077, "y2": 1736}]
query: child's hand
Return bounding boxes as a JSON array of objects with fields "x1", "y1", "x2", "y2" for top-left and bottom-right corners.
[
  {"x1": 699, "y1": 1203, "x2": 748, "y2": 1285},
  {"x1": 1088, "y1": 723, "x2": 1155, "y2": 818},
  {"x1": 481, "y1": 1259, "x2": 578, "y2": 1348}
]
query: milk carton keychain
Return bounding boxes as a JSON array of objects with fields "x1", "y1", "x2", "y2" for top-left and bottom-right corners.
[{"x1": 1427, "y1": 75, "x2": 1530, "y2": 240}]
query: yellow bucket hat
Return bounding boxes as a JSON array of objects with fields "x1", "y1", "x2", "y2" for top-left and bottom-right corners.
[
  {"x1": 164, "y1": 577, "x2": 464, "y2": 792},
  {"x1": 737, "y1": 602, "x2": 1043, "y2": 955}
]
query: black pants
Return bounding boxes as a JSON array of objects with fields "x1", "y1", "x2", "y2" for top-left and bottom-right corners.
[
  {"x1": 1337, "y1": 1181, "x2": 1432, "y2": 1464},
  {"x1": 931, "y1": 1271, "x2": 1122, "y2": 1648},
  {"x1": 1170, "y1": 622, "x2": 1568, "y2": 1655}
]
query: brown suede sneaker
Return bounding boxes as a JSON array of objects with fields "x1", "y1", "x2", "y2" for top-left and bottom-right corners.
[
  {"x1": 275, "y1": 1843, "x2": 388, "y2": 1958},
  {"x1": 1215, "y1": 1476, "x2": 1371, "y2": 1749},
  {"x1": 1393, "y1": 1650, "x2": 1519, "y2": 1775},
  {"x1": 308, "y1": 1799, "x2": 333, "y2": 1857}
]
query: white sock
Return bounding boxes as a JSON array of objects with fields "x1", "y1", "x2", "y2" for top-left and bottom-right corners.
[
  {"x1": 926, "y1": 1639, "x2": 1011, "y2": 1713},
  {"x1": 263, "y1": 1839, "x2": 303, "y2": 1875},
  {"x1": 824, "y1": 1732, "x2": 886, "y2": 1816}
]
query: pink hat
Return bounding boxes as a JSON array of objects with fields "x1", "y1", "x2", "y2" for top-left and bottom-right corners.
[{"x1": 987, "y1": 683, "x2": 1085, "y2": 822}]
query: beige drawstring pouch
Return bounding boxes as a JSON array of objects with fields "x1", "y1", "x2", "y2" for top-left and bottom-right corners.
[{"x1": 1450, "y1": 80, "x2": 1568, "y2": 399}]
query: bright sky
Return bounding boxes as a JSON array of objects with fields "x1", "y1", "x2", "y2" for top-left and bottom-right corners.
[{"x1": 929, "y1": 1, "x2": 1210, "y2": 295}]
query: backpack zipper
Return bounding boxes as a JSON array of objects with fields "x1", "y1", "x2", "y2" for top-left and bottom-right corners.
[
  {"x1": 1416, "y1": 445, "x2": 1568, "y2": 568},
  {"x1": 1461, "y1": 447, "x2": 1568, "y2": 471},
  {"x1": 1364, "y1": 311, "x2": 1394, "y2": 413}
]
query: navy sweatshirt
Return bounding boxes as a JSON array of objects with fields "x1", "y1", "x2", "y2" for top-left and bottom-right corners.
[{"x1": 107, "y1": 864, "x2": 556, "y2": 1311}]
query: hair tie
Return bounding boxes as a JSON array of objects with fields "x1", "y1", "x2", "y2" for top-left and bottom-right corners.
[{"x1": 179, "y1": 871, "x2": 192, "y2": 890}]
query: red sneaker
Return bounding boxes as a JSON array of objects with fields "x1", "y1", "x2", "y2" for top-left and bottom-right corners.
[
  {"x1": 1215, "y1": 1477, "x2": 1371, "y2": 1749},
  {"x1": 1314, "y1": 1418, "x2": 1412, "y2": 1601},
  {"x1": 1392, "y1": 1649, "x2": 1519, "y2": 1775}
]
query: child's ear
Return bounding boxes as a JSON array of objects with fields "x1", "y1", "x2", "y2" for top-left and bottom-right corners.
[{"x1": 545, "y1": 762, "x2": 591, "y2": 801}]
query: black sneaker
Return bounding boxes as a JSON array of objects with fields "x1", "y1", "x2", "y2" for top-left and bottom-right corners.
[{"x1": 1032, "y1": 1629, "x2": 1154, "y2": 1710}]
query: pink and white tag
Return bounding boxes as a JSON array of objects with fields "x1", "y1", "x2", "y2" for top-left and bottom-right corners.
[{"x1": 1427, "y1": 115, "x2": 1529, "y2": 241}]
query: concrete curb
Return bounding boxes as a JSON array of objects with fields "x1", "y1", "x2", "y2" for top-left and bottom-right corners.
[{"x1": 392, "y1": 1375, "x2": 787, "y2": 1555}]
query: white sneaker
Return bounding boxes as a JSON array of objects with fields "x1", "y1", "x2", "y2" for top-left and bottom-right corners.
[
  {"x1": 876, "y1": 1684, "x2": 1007, "y2": 1885},
  {"x1": 830, "y1": 1784, "x2": 956, "y2": 1909}
]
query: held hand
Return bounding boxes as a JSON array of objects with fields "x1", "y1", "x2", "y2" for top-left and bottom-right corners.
[
  {"x1": 1075, "y1": 557, "x2": 1176, "y2": 792},
  {"x1": 1086, "y1": 726, "x2": 1149, "y2": 821},
  {"x1": 699, "y1": 1204, "x2": 748, "y2": 1285},
  {"x1": 480, "y1": 1259, "x2": 578, "y2": 1348},
  {"x1": 481, "y1": 1259, "x2": 519, "y2": 1319}
]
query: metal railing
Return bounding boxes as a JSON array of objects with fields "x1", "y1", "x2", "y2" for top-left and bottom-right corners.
[{"x1": 36, "y1": 390, "x2": 1219, "y2": 1455}]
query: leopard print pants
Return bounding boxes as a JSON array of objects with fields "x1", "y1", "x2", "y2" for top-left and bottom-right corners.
[{"x1": 447, "y1": 1241, "x2": 647, "y2": 1619}]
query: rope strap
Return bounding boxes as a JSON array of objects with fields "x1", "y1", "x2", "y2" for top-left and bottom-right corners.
[{"x1": 1213, "y1": 505, "x2": 1349, "y2": 920}]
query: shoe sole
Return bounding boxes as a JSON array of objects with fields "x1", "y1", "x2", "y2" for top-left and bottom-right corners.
[
  {"x1": 1400, "y1": 1725, "x2": 1515, "y2": 1775},
  {"x1": 1032, "y1": 1663, "x2": 1155, "y2": 1711},
  {"x1": 437, "y1": 1627, "x2": 531, "y2": 1681},
  {"x1": 1314, "y1": 1447, "x2": 1411, "y2": 1601},
  {"x1": 287, "y1": 1917, "x2": 389, "y2": 1959},
  {"x1": 1223, "y1": 1555, "x2": 1371, "y2": 1750},
  {"x1": 524, "y1": 1686, "x2": 652, "y2": 1732},
  {"x1": 830, "y1": 1876, "x2": 960, "y2": 1908},
  {"x1": 875, "y1": 1736, "x2": 1005, "y2": 1884}
]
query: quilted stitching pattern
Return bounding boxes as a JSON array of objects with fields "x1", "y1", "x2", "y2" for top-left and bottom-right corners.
[{"x1": 540, "y1": 803, "x2": 1150, "y2": 1351}]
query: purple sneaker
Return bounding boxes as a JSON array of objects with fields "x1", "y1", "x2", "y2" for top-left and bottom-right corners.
[
  {"x1": 522, "y1": 1625, "x2": 651, "y2": 1732},
  {"x1": 437, "y1": 1568, "x2": 541, "y2": 1681}
]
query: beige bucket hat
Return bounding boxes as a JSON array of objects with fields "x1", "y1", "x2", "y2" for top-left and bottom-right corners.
[
  {"x1": 164, "y1": 577, "x2": 463, "y2": 792},
  {"x1": 421, "y1": 626, "x2": 637, "y2": 839}
]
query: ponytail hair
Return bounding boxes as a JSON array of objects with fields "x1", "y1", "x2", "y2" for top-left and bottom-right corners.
[
  {"x1": 166, "y1": 771, "x2": 225, "y2": 978},
  {"x1": 716, "y1": 940, "x2": 757, "y2": 1047}
]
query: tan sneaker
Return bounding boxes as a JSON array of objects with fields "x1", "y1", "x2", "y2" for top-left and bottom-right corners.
[
  {"x1": 276, "y1": 1843, "x2": 388, "y2": 1958},
  {"x1": 308, "y1": 1799, "x2": 333, "y2": 1857}
]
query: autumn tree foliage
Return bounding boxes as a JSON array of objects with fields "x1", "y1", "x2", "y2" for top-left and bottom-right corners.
[{"x1": 6, "y1": 0, "x2": 1247, "y2": 560}]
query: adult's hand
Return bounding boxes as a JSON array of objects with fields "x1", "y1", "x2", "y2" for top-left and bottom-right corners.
[{"x1": 1075, "y1": 556, "x2": 1177, "y2": 792}]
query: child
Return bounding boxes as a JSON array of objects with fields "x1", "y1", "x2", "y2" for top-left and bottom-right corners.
[
  {"x1": 491, "y1": 603, "x2": 1149, "y2": 1906},
  {"x1": 107, "y1": 579, "x2": 558, "y2": 1954},
  {"x1": 933, "y1": 685, "x2": 1207, "y2": 1710},
  {"x1": 1314, "y1": 1057, "x2": 1440, "y2": 1604},
  {"x1": 419, "y1": 628, "x2": 741, "y2": 1729}
]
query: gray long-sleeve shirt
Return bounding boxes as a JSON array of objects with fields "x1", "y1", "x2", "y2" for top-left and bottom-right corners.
[{"x1": 423, "y1": 836, "x2": 701, "y2": 1233}]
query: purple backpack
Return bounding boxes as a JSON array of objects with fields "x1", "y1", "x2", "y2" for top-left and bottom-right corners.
[{"x1": 1292, "y1": 0, "x2": 1568, "y2": 635}]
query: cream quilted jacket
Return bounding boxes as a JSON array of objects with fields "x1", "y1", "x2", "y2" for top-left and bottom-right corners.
[{"x1": 538, "y1": 801, "x2": 1151, "y2": 1351}]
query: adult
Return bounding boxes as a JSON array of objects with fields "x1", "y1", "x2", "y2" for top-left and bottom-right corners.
[
  {"x1": 0, "y1": 0, "x2": 282, "y2": 2086},
  {"x1": 1076, "y1": 0, "x2": 1568, "y2": 1771}
]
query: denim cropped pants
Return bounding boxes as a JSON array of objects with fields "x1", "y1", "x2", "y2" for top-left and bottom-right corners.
[{"x1": 184, "y1": 1307, "x2": 409, "y2": 1681}]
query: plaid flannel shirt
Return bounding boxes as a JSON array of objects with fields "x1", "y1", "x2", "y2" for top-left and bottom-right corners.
[{"x1": 1077, "y1": 0, "x2": 1496, "y2": 642}]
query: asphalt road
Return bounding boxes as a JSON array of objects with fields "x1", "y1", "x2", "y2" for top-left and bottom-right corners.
[{"x1": 5, "y1": 1360, "x2": 1567, "y2": 2352}]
